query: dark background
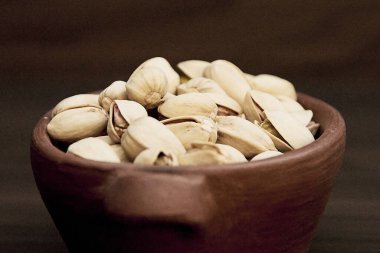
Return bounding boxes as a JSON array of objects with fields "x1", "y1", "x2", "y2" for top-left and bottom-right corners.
[{"x1": 1, "y1": 1, "x2": 379, "y2": 252}]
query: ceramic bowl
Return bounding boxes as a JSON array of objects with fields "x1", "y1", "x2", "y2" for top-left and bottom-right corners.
[{"x1": 30, "y1": 92, "x2": 345, "y2": 253}]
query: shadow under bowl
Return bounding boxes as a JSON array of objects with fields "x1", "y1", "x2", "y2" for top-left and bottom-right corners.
[{"x1": 30, "y1": 92, "x2": 346, "y2": 253}]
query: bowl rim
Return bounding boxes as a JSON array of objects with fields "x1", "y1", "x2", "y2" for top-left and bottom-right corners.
[{"x1": 31, "y1": 92, "x2": 346, "y2": 175}]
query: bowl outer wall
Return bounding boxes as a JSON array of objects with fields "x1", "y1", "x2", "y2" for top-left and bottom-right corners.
[{"x1": 30, "y1": 92, "x2": 346, "y2": 253}]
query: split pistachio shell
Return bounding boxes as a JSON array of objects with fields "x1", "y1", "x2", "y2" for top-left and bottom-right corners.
[
  {"x1": 204, "y1": 60, "x2": 251, "y2": 106},
  {"x1": 178, "y1": 142, "x2": 247, "y2": 165},
  {"x1": 307, "y1": 121, "x2": 320, "y2": 136},
  {"x1": 290, "y1": 110, "x2": 313, "y2": 126},
  {"x1": 121, "y1": 116, "x2": 186, "y2": 161},
  {"x1": 265, "y1": 110, "x2": 314, "y2": 149},
  {"x1": 47, "y1": 107, "x2": 108, "y2": 143},
  {"x1": 126, "y1": 66, "x2": 168, "y2": 109},
  {"x1": 158, "y1": 93, "x2": 218, "y2": 119},
  {"x1": 203, "y1": 93, "x2": 242, "y2": 116},
  {"x1": 259, "y1": 119, "x2": 293, "y2": 152},
  {"x1": 216, "y1": 116, "x2": 276, "y2": 158},
  {"x1": 98, "y1": 81, "x2": 128, "y2": 112},
  {"x1": 134, "y1": 148, "x2": 178, "y2": 166},
  {"x1": 251, "y1": 74, "x2": 297, "y2": 100},
  {"x1": 51, "y1": 94, "x2": 101, "y2": 117},
  {"x1": 177, "y1": 60, "x2": 210, "y2": 78},
  {"x1": 107, "y1": 100, "x2": 148, "y2": 143},
  {"x1": 161, "y1": 115, "x2": 217, "y2": 149},
  {"x1": 276, "y1": 95, "x2": 305, "y2": 112},
  {"x1": 251, "y1": 150, "x2": 283, "y2": 161},
  {"x1": 176, "y1": 77, "x2": 227, "y2": 95},
  {"x1": 67, "y1": 137, "x2": 121, "y2": 163},
  {"x1": 243, "y1": 90, "x2": 286, "y2": 123},
  {"x1": 133, "y1": 57, "x2": 180, "y2": 94}
]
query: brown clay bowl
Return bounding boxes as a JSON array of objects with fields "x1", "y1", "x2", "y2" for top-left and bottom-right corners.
[{"x1": 30, "y1": 92, "x2": 345, "y2": 253}]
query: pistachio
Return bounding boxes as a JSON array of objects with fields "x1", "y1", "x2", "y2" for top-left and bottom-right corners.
[
  {"x1": 244, "y1": 73, "x2": 257, "y2": 89},
  {"x1": 264, "y1": 110, "x2": 315, "y2": 149},
  {"x1": 203, "y1": 93, "x2": 242, "y2": 116},
  {"x1": 133, "y1": 57, "x2": 180, "y2": 94},
  {"x1": 158, "y1": 93, "x2": 218, "y2": 119},
  {"x1": 126, "y1": 66, "x2": 168, "y2": 109},
  {"x1": 47, "y1": 107, "x2": 108, "y2": 143},
  {"x1": 258, "y1": 119, "x2": 293, "y2": 152},
  {"x1": 177, "y1": 60, "x2": 210, "y2": 78},
  {"x1": 178, "y1": 142, "x2": 247, "y2": 165},
  {"x1": 110, "y1": 144, "x2": 129, "y2": 162},
  {"x1": 67, "y1": 137, "x2": 121, "y2": 163},
  {"x1": 243, "y1": 90, "x2": 286, "y2": 123},
  {"x1": 251, "y1": 74, "x2": 297, "y2": 100},
  {"x1": 107, "y1": 100, "x2": 148, "y2": 143},
  {"x1": 290, "y1": 110, "x2": 313, "y2": 126},
  {"x1": 276, "y1": 95, "x2": 305, "y2": 112},
  {"x1": 121, "y1": 116, "x2": 186, "y2": 161},
  {"x1": 176, "y1": 77, "x2": 227, "y2": 95},
  {"x1": 307, "y1": 121, "x2": 320, "y2": 136},
  {"x1": 51, "y1": 94, "x2": 101, "y2": 117},
  {"x1": 95, "y1": 135, "x2": 129, "y2": 161},
  {"x1": 134, "y1": 148, "x2": 178, "y2": 166},
  {"x1": 216, "y1": 116, "x2": 276, "y2": 158},
  {"x1": 161, "y1": 115, "x2": 217, "y2": 149},
  {"x1": 251, "y1": 150, "x2": 283, "y2": 161},
  {"x1": 94, "y1": 135, "x2": 115, "y2": 145},
  {"x1": 98, "y1": 81, "x2": 128, "y2": 112},
  {"x1": 204, "y1": 60, "x2": 251, "y2": 106}
]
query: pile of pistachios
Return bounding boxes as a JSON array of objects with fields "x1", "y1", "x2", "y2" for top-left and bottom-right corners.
[{"x1": 47, "y1": 57, "x2": 319, "y2": 166}]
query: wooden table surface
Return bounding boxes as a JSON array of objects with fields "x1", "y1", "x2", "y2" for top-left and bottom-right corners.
[{"x1": 1, "y1": 1, "x2": 380, "y2": 252}]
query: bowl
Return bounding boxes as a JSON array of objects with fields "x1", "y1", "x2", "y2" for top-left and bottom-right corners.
[{"x1": 30, "y1": 92, "x2": 346, "y2": 253}]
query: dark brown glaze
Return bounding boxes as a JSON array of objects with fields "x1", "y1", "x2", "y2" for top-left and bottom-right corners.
[{"x1": 30, "y1": 93, "x2": 346, "y2": 253}]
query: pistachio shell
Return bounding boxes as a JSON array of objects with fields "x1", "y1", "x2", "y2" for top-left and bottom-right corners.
[
  {"x1": 276, "y1": 95, "x2": 305, "y2": 112},
  {"x1": 126, "y1": 66, "x2": 168, "y2": 109},
  {"x1": 52, "y1": 94, "x2": 101, "y2": 117},
  {"x1": 251, "y1": 150, "x2": 283, "y2": 161},
  {"x1": 264, "y1": 110, "x2": 315, "y2": 149},
  {"x1": 178, "y1": 142, "x2": 247, "y2": 165},
  {"x1": 258, "y1": 119, "x2": 293, "y2": 152},
  {"x1": 290, "y1": 110, "x2": 313, "y2": 126},
  {"x1": 95, "y1": 135, "x2": 115, "y2": 145},
  {"x1": 134, "y1": 148, "x2": 178, "y2": 166},
  {"x1": 243, "y1": 90, "x2": 286, "y2": 123},
  {"x1": 244, "y1": 73, "x2": 257, "y2": 89},
  {"x1": 110, "y1": 144, "x2": 129, "y2": 162},
  {"x1": 121, "y1": 116, "x2": 186, "y2": 161},
  {"x1": 177, "y1": 60, "x2": 210, "y2": 78},
  {"x1": 216, "y1": 116, "x2": 276, "y2": 158},
  {"x1": 204, "y1": 60, "x2": 251, "y2": 106},
  {"x1": 47, "y1": 107, "x2": 108, "y2": 143},
  {"x1": 251, "y1": 74, "x2": 297, "y2": 100},
  {"x1": 176, "y1": 77, "x2": 227, "y2": 95},
  {"x1": 307, "y1": 121, "x2": 320, "y2": 136},
  {"x1": 161, "y1": 115, "x2": 217, "y2": 149},
  {"x1": 203, "y1": 93, "x2": 242, "y2": 116},
  {"x1": 107, "y1": 100, "x2": 148, "y2": 143},
  {"x1": 67, "y1": 137, "x2": 120, "y2": 163},
  {"x1": 134, "y1": 57, "x2": 180, "y2": 94},
  {"x1": 158, "y1": 93, "x2": 218, "y2": 119},
  {"x1": 98, "y1": 81, "x2": 128, "y2": 112}
]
